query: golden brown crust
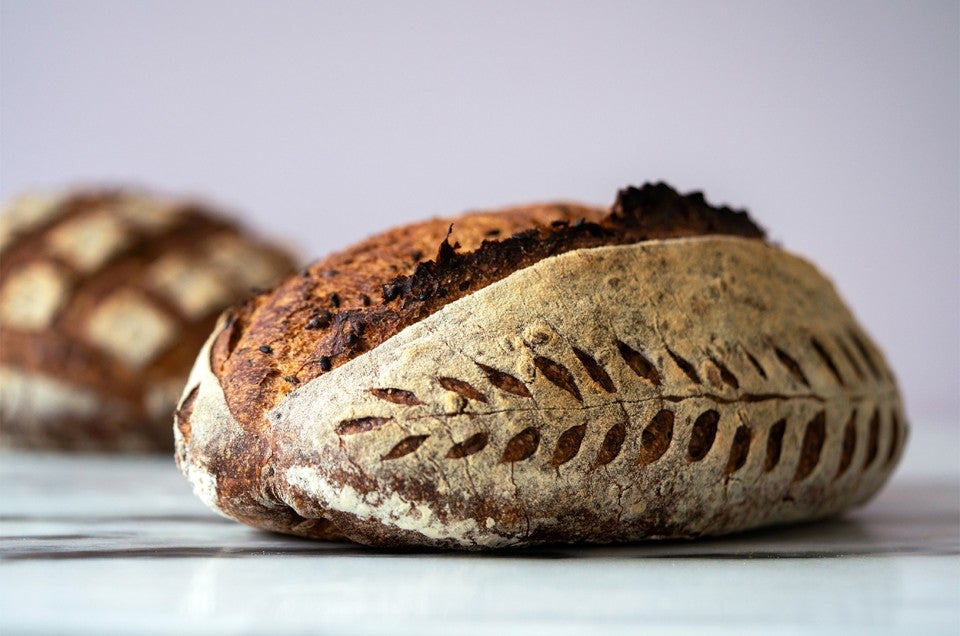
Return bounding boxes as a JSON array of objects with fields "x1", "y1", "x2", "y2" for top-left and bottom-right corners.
[
  {"x1": 0, "y1": 189, "x2": 297, "y2": 452},
  {"x1": 215, "y1": 183, "x2": 765, "y2": 434},
  {"x1": 212, "y1": 203, "x2": 603, "y2": 425}
]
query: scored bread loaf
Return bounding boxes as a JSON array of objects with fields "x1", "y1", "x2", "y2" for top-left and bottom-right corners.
[
  {"x1": 0, "y1": 189, "x2": 297, "y2": 452},
  {"x1": 175, "y1": 182, "x2": 905, "y2": 548}
]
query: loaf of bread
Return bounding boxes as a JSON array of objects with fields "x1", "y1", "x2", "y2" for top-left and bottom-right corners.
[
  {"x1": 175, "y1": 183, "x2": 905, "y2": 548},
  {"x1": 0, "y1": 189, "x2": 297, "y2": 452}
]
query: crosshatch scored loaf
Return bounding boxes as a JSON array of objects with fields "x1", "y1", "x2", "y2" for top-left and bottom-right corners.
[
  {"x1": 0, "y1": 189, "x2": 297, "y2": 452},
  {"x1": 175, "y1": 182, "x2": 905, "y2": 549}
]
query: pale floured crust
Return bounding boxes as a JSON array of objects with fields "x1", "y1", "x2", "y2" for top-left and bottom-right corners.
[
  {"x1": 0, "y1": 189, "x2": 298, "y2": 452},
  {"x1": 176, "y1": 237, "x2": 905, "y2": 548}
]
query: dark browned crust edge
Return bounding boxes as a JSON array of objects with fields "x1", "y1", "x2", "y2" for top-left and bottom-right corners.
[{"x1": 216, "y1": 182, "x2": 765, "y2": 423}]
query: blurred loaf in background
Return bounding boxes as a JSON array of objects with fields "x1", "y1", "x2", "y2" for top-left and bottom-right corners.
[{"x1": 0, "y1": 189, "x2": 297, "y2": 452}]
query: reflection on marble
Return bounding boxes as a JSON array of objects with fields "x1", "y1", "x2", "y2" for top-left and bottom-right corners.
[{"x1": 1, "y1": 426, "x2": 958, "y2": 635}]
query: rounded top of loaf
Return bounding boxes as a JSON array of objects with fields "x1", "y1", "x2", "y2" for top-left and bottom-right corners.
[{"x1": 210, "y1": 182, "x2": 765, "y2": 428}]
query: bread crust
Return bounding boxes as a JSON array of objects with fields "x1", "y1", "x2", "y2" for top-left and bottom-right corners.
[
  {"x1": 212, "y1": 184, "x2": 762, "y2": 435},
  {"x1": 176, "y1": 183, "x2": 904, "y2": 548},
  {"x1": 0, "y1": 189, "x2": 296, "y2": 451}
]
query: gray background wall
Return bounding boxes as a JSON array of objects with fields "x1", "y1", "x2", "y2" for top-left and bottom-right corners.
[{"x1": 2, "y1": 1, "x2": 957, "y2": 425}]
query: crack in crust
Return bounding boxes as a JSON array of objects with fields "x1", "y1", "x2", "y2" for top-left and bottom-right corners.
[{"x1": 214, "y1": 183, "x2": 763, "y2": 430}]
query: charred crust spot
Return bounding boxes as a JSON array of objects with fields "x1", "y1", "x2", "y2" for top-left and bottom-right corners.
[
  {"x1": 550, "y1": 424, "x2": 587, "y2": 467},
  {"x1": 510, "y1": 228, "x2": 538, "y2": 241},
  {"x1": 381, "y1": 434, "x2": 429, "y2": 460},
  {"x1": 327, "y1": 310, "x2": 367, "y2": 353},
  {"x1": 764, "y1": 419, "x2": 787, "y2": 472},
  {"x1": 667, "y1": 348, "x2": 701, "y2": 384},
  {"x1": 613, "y1": 183, "x2": 764, "y2": 238},
  {"x1": 725, "y1": 425, "x2": 752, "y2": 475},
  {"x1": 810, "y1": 337, "x2": 845, "y2": 386},
  {"x1": 318, "y1": 356, "x2": 332, "y2": 372},
  {"x1": 774, "y1": 347, "x2": 810, "y2": 387},
  {"x1": 501, "y1": 427, "x2": 541, "y2": 463},
  {"x1": 595, "y1": 421, "x2": 626, "y2": 466},
  {"x1": 336, "y1": 416, "x2": 392, "y2": 435},
  {"x1": 283, "y1": 375, "x2": 299, "y2": 384},
  {"x1": 476, "y1": 362, "x2": 532, "y2": 398},
  {"x1": 484, "y1": 228, "x2": 501, "y2": 237},
  {"x1": 533, "y1": 356, "x2": 583, "y2": 402},
  {"x1": 305, "y1": 311, "x2": 332, "y2": 330},
  {"x1": 794, "y1": 411, "x2": 826, "y2": 481},
  {"x1": 435, "y1": 228, "x2": 458, "y2": 264},
  {"x1": 639, "y1": 409, "x2": 674, "y2": 465},
  {"x1": 572, "y1": 347, "x2": 616, "y2": 393},
  {"x1": 368, "y1": 387, "x2": 422, "y2": 406},
  {"x1": 616, "y1": 340, "x2": 660, "y2": 386},
  {"x1": 688, "y1": 409, "x2": 719, "y2": 461},
  {"x1": 328, "y1": 292, "x2": 341, "y2": 308},
  {"x1": 437, "y1": 376, "x2": 488, "y2": 403},
  {"x1": 446, "y1": 432, "x2": 489, "y2": 459},
  {"x1": 258, "y1": 345, "x2": 273, "y2": 354},
  {"x1": 359, "y1": 293, "x2": 371, "y2": 307},
  {"x1": 836, "y1": 410, "x2": 857, "y2": 478},
  {"x1": 381, "y1": 282, "x2": 400, "y2": 302}
]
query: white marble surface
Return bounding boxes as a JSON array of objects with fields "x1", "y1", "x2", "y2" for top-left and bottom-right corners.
[{"x1": 1, "y1": 423, "x2": 957, "y2": 636}]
